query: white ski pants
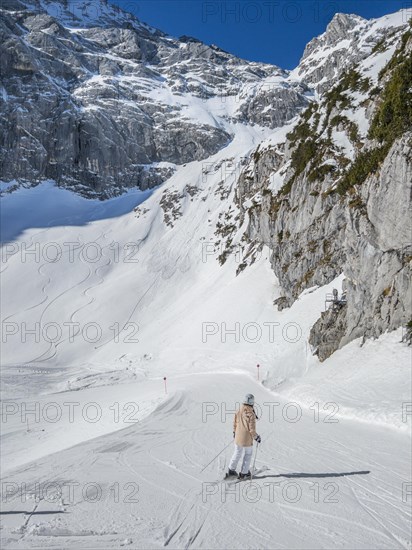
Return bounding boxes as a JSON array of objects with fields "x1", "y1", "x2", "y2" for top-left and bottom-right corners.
[{"x1": 229, "y1": 444, "x2": 253, "y2": 474}]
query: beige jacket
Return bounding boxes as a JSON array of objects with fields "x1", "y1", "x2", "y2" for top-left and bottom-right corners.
[{"x1": 233, "y1": 404, "x2": 257, "y2": 447}]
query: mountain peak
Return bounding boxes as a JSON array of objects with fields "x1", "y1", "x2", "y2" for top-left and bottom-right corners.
[
  {"x1": 294, "y1": 9, "x2": 408, "y2": 92},
  {"x1": 301, "y1": 12, "x2": 365, "y2": 61},
  {"x1": 326, "y1": 12, "x2": 365, "y2": 34}
]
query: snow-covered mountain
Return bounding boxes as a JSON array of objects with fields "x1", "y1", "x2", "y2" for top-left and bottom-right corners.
[
  {"x1": 0, "y1": 3, "x2": 411, "y2": 548},
  {"x1": 0, "y1": 0, "x2": 308, "y2": 196}
]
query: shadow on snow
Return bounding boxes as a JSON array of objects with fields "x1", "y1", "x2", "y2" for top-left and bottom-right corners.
[{"x1": 254, "y1": 470, "x2": 371, "y2": 480}]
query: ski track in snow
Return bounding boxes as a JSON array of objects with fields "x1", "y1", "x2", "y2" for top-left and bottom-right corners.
[{"x1": 1, "y1": 370, "x2": 411, "y2": 549}]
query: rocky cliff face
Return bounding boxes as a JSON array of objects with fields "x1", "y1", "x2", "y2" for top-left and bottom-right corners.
[
  {"x1": 0, "y1": 0, "x2": 308, "y2": 197},
  {"x1": 309, "y1": 131, "x2": 411, "y2": 360},
  {"x1": 236, "y1": 17, "x2": 411, "y2": 359}
]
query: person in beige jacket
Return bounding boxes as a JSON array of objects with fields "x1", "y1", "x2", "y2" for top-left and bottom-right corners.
[{"x1": 227, "y1": 393, "x2": 261, "y2": 479}]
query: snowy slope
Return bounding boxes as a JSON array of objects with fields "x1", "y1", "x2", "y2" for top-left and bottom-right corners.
[{"x1": 1, "y1": 371, "x2": 411, "y2": 549}]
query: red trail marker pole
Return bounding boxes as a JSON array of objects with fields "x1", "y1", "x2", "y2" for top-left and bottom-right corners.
[
  {"x1": 257, "y1": 364, "x2": 260, "y2": 381},
  {"x1": 163, "y1": 376, "x2": 167, "y2": 395}
]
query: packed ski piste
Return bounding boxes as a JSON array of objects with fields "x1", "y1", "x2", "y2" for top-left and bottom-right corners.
[{"x1": 1, "y1": 1, "x2": 411, "y2": 549}]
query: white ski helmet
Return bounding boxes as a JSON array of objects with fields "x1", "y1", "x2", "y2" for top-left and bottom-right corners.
[{"x1": 244, "y1": 393, "x2": 255, "y2": 406}]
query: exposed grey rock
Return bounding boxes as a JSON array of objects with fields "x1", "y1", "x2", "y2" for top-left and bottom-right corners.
[
  {"x1": 273, "y1": 296, "x2": 291, "y2": 311},
  {"x1": 0, "y1": 7, "x2": 232, "y2": 196},
  {"x1": 302, "y1": 13, "x2": 364, "y2": 58},
  {"x1": 234, "y1": 82, "x2": 309, "y2": 128},
  {"x1": 341, "y1": 134, "x2": 412, "y2": 347},
  {"x1": 238, "y1": 129, "x2": 411, "y2": 358},
  {"x1": 309, "y1": 305, "x2": 348, "y2": 362}
]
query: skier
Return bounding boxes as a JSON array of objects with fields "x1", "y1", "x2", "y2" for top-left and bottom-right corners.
[{"x1": 226, "y1": 393, "x2": 261, "y2": 479}]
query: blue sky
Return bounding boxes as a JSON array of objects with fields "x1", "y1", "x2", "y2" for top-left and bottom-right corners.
[{"x1": 111, "y1": 0, "x2": 408, "y2": 68}]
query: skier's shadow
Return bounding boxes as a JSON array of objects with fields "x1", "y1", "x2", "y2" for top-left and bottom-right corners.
[{"x1": 254, "y1": 470, "x2": 370, "y2": 480}]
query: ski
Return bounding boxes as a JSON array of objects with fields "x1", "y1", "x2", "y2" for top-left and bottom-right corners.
[
  {"x1": 222, "y1": 467, "x2": 267, "y2": 486},
  {"x1": 222, "y1": 472, "x2": 238, "y2": 481}
]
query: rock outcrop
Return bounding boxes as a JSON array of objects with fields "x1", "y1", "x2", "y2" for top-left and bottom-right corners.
[{"x1": 236, "y1": 21, "x2": 411, "y2": 359}]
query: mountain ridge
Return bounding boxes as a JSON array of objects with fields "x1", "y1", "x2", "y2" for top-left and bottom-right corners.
[
  {"x1": 1, "y1": 0, "x2": 305, "y2": 196},
  {"x1": 1, "y1": 1, "x2": 409, "y2": 196}
]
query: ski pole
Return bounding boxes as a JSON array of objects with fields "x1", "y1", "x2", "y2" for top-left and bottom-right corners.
[
  {"x1": 251, "y1": 442, "x2": 259, "y2": 481},
  {"x1": 200, "y1": 440, "x2": 233, "y2": 473}
]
